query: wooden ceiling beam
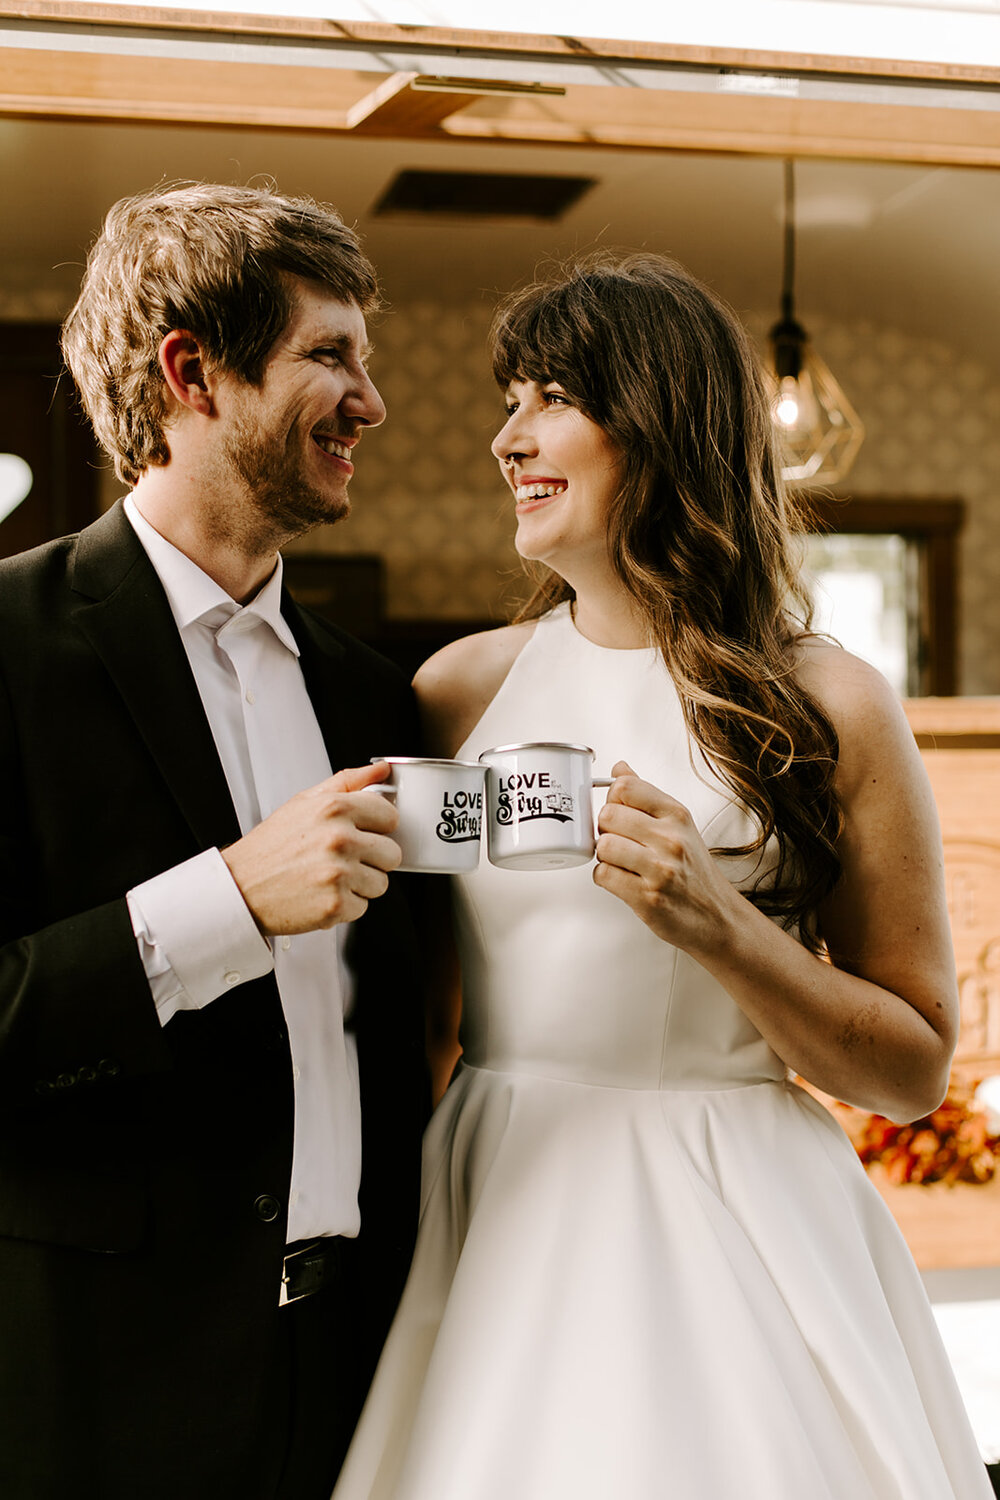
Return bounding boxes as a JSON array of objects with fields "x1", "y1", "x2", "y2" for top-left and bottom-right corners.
[
  {"x1": 346, "y1": 73, "x2": 474, "y2": 137},
  {"x1": 3, "y1": 0, "x2": 1000, "y2": 87},
  {"x1": 442, "y1": 96, "x2": 1000, "y2": 169}
]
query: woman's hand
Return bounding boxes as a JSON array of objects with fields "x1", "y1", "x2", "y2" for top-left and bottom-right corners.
[{"x1": 593, "y1": 761, "x2": 744, "y2": 957}]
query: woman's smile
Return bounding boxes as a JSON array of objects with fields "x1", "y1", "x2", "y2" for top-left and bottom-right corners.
[{"x1": 513, "y1": 476, "x2": 569, "y2": 509}]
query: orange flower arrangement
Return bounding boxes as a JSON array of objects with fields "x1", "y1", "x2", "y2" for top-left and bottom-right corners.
[{"x1": 853, "y1": 1084, "x2": 1000, "y2": 1186}]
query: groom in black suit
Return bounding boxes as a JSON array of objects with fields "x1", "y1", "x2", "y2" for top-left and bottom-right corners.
[{"x1": 0, "y1": 183, "x2": 428, "y2": 1500}]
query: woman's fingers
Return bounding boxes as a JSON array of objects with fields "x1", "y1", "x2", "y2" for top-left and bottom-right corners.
[
  {"x1": 593, "y1": 764, "x2": 738, "y2": 950},
  {"x1": 592, "y1": 855, "x2": 642, "y2": 902},
  {"x1": 604, "y1": 762, "x2": 688, "y2": 821}
]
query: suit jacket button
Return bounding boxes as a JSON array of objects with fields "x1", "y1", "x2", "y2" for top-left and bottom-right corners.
[
  {"x1": 254, "y1": 1194, "x2": 281, "y2": 1223},
  {"x1": 55, "y1": 1072, "x2": 75, "y2": 1089},
  {"x1": 76, "y1": 1065, "x2": 98, "y2": 1084},
  {"x1": 98, "y1": 1058, "x2": 121, "y2": 1077}
]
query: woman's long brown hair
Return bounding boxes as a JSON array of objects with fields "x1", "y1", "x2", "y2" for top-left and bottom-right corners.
[{"x1": 490, "y1": 252, "x2": 842, "y2": 949}]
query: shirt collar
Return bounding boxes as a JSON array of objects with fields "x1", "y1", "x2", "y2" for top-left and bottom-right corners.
[{"x1": 123, "y1": 494, "x2": 300, "y2": 657}]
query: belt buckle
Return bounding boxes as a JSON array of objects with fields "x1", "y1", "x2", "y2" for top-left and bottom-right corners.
[{"x1": 279, "y1": 1240, "x2": 323, "y2": 1308}]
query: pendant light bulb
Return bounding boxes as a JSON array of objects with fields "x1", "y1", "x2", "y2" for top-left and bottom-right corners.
[
  {"x1": 774, "y1": 380, "x2": 801, "y2": 430},
  {"x1": 765, "y1": 162, "x2": 863, "y2": 487},
  {"x1": 771, "y1": 364, "x2": 821, "y2": 440}
]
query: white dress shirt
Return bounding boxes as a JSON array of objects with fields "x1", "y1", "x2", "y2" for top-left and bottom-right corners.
[{"x1": 123, "y1": 495, "x2": 361, "y2": 1242}]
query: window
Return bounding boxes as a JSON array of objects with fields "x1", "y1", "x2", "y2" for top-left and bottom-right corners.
[{"x1": 800, "y1": 497, "x2": 964, "y2": 697}]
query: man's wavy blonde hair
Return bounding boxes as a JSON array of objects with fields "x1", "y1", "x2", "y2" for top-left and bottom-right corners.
[{"x1": 61, "y1": 181, "x2": 380, "y2": 485}]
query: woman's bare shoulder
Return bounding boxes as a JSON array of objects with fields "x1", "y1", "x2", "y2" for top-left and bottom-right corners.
[
  {"x1": 791, "y1": 634, "x2": 901, "y2": 719},
  {"x1": 790, "y1": 634, "x2": 918, "y2": 791},
  {"x1": 413, "y1": 620, "x2": 537, "y2": 757}
]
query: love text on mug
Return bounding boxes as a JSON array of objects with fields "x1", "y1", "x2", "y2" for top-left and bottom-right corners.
[
  {"x1": 495, "y1": 771, "x2": 576, "y2": 827},
  {"x1": 436, "y1": 788, "x2": 482, "y2": 843}
]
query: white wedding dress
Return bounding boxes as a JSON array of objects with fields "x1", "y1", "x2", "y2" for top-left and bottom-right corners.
[{"x1": 333, "y1": 603, "x2": 991, "y2": 1499}]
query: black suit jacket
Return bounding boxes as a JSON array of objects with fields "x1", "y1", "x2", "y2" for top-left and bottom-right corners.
[{"x1": 0, "y1": 502, "x2": 428, "y2": 1497}]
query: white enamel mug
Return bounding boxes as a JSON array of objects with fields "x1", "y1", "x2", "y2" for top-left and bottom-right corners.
[
  {"x1": 370, "y1": 757, "x2": 486, "y2": 874},
  {"x1": 479, "y1": 742, "x2": 613, "y2": 871}
]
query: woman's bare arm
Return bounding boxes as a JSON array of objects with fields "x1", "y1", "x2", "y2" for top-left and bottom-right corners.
[{"x1": 594, "y1": 644, "x2": 958, "y2": 1121}]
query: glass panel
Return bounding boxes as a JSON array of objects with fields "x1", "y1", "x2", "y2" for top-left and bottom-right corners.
[{"x1": 803, "y1": 531, "x2": 921, "y2": 697}]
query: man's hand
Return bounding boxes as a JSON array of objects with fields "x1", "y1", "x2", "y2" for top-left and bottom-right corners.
[{"x1": 221, "y1": 761, "x2": 401, "y2": 935}]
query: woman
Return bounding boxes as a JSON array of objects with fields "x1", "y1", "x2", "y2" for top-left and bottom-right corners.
[{"x1": 333, "y1": 253, "x2": 990, "y2": 1498}]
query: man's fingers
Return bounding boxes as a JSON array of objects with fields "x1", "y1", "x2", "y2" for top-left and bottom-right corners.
[
  {"x1": 355, "y1": 831, "x2": 403, "y2": 875},
  {"x1": 313, "y1": 764, "x2": 399, "y2": 832},
  {"x1": 327, "y1": 760, "x2": 393, "y2": 794},
  {"x1": 350, "y1": 863, "x2": 392, "y2": 903}
]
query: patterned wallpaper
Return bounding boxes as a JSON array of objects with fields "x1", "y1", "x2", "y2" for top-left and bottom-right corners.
[
  {"x1": 292, "y1": 298, "x2": 519, "y2": 623},
  {"x1": 5, "y1": 287, "x2": 998, "y2": 692}
]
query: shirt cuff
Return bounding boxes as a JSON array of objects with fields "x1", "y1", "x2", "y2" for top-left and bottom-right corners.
[{"x1": 127, "y1": 848, "x2": 274, "y2": 1023}]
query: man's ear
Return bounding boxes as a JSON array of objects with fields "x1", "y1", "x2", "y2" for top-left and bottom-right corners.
[{"x1": 158, "y1": 331, "x2": 215, "y2": 416}]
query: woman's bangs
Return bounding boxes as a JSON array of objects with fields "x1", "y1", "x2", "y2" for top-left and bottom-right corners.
[{"x1": 491, "y1": 291, "x2": 580, "y2": 392}]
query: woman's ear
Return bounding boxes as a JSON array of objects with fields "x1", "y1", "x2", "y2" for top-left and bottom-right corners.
[{"x1": 158, "y1": 330, "x2": 214, "y2": 416}]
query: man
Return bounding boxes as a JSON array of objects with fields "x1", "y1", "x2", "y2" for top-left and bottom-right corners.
[{"x1": 0, "y1": 183, "x2": 428, "y2": 1500}]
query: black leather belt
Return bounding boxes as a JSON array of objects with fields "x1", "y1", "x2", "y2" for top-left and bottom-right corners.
[{"x1": 279, "y1": 1237, "x2": 347, "y2": 1308}]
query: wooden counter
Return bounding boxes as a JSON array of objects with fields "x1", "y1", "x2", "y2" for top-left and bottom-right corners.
[
  {"x1": 907, "y1": 698, "x2": 1000, "y2": 1088},
  {"x1": 832, "y1": 698, "x2": 1000, "y2": 1269}
]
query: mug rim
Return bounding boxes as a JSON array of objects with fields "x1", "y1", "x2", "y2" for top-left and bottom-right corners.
[
  {"x1": 479, "y1": 741, "x2": 595, "y2": 760},
  {"x1": 371, "y1": 755, "x2": 485, "y2": 772}
]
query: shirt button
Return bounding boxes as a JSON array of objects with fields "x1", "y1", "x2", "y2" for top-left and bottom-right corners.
[
  {"x1": 280, "y1": 936, "x2": 291, "y2": 951},
  {"x1": 224, "y1": 970, "x2": 241, "y2": 986},
  {"x1": 245, "y1": 688, "x2": 256, "y2": 705},
  {"x1": 292, "y1": 1064, "x2": 301, "y2": 1082},
  {"x1": 289, "y1": 1190, "x2": 299, "y2": 1208}
]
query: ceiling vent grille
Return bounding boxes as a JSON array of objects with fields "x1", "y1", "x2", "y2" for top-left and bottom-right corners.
[{"x1": 373, "y1": 170, "x2": 596, "y2": 221}]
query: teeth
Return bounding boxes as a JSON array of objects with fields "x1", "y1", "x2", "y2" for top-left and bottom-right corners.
[
  {"x1": 515, "y1": 482, "x2": 567, "y2": 501},
  {"x1": 314, "y1": 436, "x2": 351, "y2": 460}
]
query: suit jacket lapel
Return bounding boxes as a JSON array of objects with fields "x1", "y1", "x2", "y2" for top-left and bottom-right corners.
[{"x1": 70, "y1": 503, "x2": 242, "y2": 852}]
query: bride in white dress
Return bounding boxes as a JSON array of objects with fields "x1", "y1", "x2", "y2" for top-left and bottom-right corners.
[{"x1": 333, "y1": 252, "x2": 991, "y2": 1498}]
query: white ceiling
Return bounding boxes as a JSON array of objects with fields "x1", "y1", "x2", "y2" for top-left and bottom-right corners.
[{"x1": 3, "y1": 113, "x2": 1000, "y2": 375}]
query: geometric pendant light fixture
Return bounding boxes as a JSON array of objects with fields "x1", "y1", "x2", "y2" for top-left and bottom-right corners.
[{"x1": 766, "y1": 160, "x2": 865, "y2": 486}]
